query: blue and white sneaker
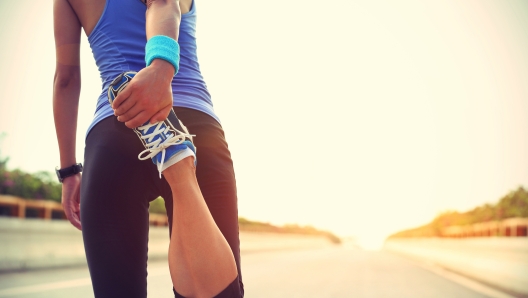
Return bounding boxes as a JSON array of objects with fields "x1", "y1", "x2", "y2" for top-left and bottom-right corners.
[{"x1": 108, "y1": 71, "x2": 197, "y2": 178}]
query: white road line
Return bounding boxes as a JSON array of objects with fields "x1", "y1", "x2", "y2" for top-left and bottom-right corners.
[
  {"x1": 0, "y1": 278, "x2": 92, "y2": 297},
  {"x1": 0, "y1": 269, "x2": 169, "y2": 297},
  {"x1": 415, "y1": 260, "x2": 517, "y2": 298}
]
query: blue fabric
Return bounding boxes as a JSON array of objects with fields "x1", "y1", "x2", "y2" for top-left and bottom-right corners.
[
  {"x1": 86, "y1": 0, "x2": 219, "y2": 138},
  {"x1": 153, "y1": 141, "x2": 197, "y2": 165},
  {"x1": 145, "y1": 35, "x2": 180, "y2": 75}
]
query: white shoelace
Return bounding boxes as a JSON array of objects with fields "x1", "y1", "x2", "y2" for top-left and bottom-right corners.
[{"x1": 137, "y1": 121, "x2": 194, "y2": 177}]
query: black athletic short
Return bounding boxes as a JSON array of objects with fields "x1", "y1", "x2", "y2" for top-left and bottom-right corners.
[{"x1": 80, "y1": 107, "x2": 244, "y2": 298}]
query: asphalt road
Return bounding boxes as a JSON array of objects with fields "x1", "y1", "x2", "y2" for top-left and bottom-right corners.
[{"x1": 0, "y1": 246, "x2": 494, "y2": 298}]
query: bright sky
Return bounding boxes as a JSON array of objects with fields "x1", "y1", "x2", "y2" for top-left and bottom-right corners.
[{"x1": 1, "y1": 0, "x2": 527, "y2": 249}]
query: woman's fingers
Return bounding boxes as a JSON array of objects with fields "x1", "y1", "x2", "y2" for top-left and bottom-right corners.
[
  {"x1": 149, "y1": 104, "x2": 172, "y2": 123},
  {"x1": 111, "y1": 82, "x2": 132, "y2": 109},
  {"x1": 125, "y1": 110, "x2": 149, "y2": 128},
  {"x1": 118, "y1": 104, "x2": 144, "y2": 127},
  {"x1": 113, "y1": 94, "x2": 135, "y2": 117},
  {"x1": 61, "y1": 174, "x2": 82, "y2": 230},
  {"x1": 65, "y1": 200, "x2": 82, "y2": 230}
]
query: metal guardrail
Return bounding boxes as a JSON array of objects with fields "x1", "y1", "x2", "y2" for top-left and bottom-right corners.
[{"x1": 0, "y1": 195, "x2": 169, "y2": 226}]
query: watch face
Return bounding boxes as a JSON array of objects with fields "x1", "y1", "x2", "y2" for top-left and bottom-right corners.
[{"x1": 55, "y1": 168, "x2": 63, "y2": 183}]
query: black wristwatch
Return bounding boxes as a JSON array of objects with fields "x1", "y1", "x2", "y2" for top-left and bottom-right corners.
[{"x1": 56, "y1": 163, "x2": 83, "y2": 183}]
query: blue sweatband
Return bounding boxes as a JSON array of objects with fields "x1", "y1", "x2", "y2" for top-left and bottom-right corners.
[{"x1": 145, "y1": 35, "x2": 180, "y2": 75}]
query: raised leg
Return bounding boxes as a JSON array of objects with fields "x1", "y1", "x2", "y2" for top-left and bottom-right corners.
[
  {"x1": 164, "y1": 157, "x2": 238, "y2": 298},
  {"x1": 107, "y1": 73, "x2": 242, "y2": 297}
]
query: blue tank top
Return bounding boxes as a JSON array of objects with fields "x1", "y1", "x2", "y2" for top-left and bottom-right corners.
[{"x1": 86, "y1": 0, "x2": 218, "y2": 136}]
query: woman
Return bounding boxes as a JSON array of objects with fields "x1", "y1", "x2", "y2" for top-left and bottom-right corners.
[{"x1": 53, "y1": 0, "x2": 243, "y2": 297}]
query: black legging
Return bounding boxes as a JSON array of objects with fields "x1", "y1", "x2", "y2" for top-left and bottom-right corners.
[{"x1": 80, "y1": 107, "x2": 243, "y2": 298}]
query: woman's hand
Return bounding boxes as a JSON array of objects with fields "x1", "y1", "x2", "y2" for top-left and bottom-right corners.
[
  {"x1": 111, "y1": 60, "x2": 175, "y2": 128},
  {"x1": 62, "y1": 173, "x2": 82, "y2": 230}
]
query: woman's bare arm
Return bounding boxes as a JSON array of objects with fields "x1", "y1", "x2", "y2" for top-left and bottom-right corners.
[
  {"x1": 53, "y1": 0, "x2": 82, "y2": 230},
  {"x1": 146, "y1": 0, "x2": 181, "y2": 40},
  {"x1": 112, "y1": 0, "x2": 182, "y2": 129}
]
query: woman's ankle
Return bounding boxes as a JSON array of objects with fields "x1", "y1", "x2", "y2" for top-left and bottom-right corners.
[{"x1": 162, "y1": 157, "x2": 196, "y2": 183}]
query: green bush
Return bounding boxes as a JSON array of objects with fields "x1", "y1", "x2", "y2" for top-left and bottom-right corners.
[
  {"x1": 0, "y1": 154, "x2": 61, "y2": 202},
  {"x1": 149, "y1": 197, "x2": 167, "y2": 214}
]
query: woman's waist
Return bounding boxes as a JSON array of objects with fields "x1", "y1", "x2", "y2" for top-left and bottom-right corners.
[
  {"x1": 95, "y1": 87, "x2": 212, "y2": 113},
  {"x1": 90, "y1": 94, "x2": 220, "y2": 137}
]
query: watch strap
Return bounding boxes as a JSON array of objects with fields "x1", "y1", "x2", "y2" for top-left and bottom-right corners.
[{"x1": 56, "y1": 163, "x2": 83, "y2": 182}]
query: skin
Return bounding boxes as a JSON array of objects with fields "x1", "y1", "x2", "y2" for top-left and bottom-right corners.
[{"x1": 53, "y1": 0, "x2": 238, "y2": 296}]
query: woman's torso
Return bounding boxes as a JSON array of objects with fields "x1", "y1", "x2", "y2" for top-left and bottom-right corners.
[
  {"x1": 66, "y1": 0, "x2": 219, "y2": 137},
  {"x1": 68, "y1": 0, "x2": 193, "y2": 36}
]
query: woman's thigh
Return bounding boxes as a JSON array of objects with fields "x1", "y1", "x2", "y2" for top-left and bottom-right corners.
[{"x1": 81, "y1": 116, "x2": 162, "y2": 298}]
